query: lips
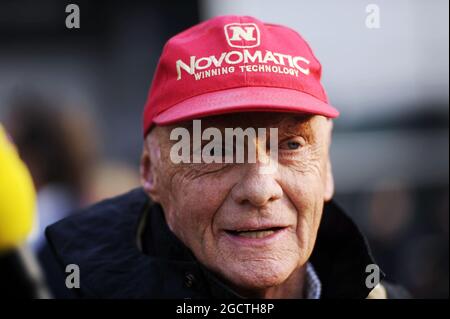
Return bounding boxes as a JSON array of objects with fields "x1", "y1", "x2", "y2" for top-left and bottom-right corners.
[{"x1": 225, "y1": 226, "x2": 286, "y2": 239}]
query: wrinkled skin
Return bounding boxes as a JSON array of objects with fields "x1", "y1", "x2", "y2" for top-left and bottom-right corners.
[{"x1": 140, "y1": 112, "x2": 334, "y2": 298}]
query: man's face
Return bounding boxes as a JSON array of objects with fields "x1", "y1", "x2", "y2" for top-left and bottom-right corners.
[{"x1": 141, "y1": 113, "x2": 334, "y2": 296}]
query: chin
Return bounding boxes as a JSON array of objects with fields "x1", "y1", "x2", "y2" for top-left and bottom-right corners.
[{"x1": 221, "y1": 258, "x2": 297, "y2": 291}]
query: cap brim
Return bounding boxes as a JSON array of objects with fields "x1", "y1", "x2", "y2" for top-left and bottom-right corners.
[{"x1": 153, "y1": 86, "x2": 339, "y2": 125}]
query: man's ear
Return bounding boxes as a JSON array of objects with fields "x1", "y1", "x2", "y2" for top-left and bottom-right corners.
[
  {"x1": 324, "y1": 158, "x2": 335, "y2": 202},
  {"x1": 324, "y1": 119, "x2": 334, "y2": 202},
  {"x1": 140, "y1": 143, "x2": 160, "y2": 203}
]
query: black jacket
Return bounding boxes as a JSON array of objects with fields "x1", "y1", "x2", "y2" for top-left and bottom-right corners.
[{"x1": 45, "y1": 188, "x2": 408, "y2": 298}]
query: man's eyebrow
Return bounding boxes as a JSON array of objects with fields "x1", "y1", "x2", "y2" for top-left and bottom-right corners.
[{"x1": 278, "y1": 116, "x2": 314, "y2": 137}]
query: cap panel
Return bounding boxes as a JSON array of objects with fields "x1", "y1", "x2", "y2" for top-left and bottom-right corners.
[{"x1": 143, "y1": 15, "x2": 338, "y2": 136}]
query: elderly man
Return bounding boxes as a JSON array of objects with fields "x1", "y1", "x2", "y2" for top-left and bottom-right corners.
[{"x1": 46, "y1": 15, "x2": 407, "y2": 299}]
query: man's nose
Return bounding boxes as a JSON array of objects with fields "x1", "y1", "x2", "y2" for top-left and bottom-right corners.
[{"x1": 230, "y1": 163, "x2": 283, "y2": 207}]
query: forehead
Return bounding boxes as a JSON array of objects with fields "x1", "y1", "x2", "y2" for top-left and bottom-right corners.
[{"x1": 167, "y1": 112, "x2": 323, "y2": 133}]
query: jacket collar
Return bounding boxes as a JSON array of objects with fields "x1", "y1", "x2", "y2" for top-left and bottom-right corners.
[{"x1": 46, "y1": 188, "x2": 384, "y2": 298}]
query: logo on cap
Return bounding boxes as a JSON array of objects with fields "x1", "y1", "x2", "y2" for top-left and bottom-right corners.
[{"x1": 224, "y1": 23, "x2": 260, "y2": 48}]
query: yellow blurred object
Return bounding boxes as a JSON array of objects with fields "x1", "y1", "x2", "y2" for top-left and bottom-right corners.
[{"x1": 0, "y1": 124, "x2": 36, "y2": 251}]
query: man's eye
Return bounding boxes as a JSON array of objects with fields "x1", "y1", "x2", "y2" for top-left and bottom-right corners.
[
  {"x1": 287, "y1": 141, "x2": 301, "y2": 150},
  {"x1": 279, "y1": 138, "x2": 305, "y2": 151}
]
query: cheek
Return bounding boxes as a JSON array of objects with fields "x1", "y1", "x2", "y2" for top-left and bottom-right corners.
[
  {"x1": 280, "y1": 160, "x2": 325, "y2": 209},
  {"x1": 278, "y1": 164, "x2": 325, "y2": 252},
  {"x1": 164, "y1": 172, "x2": 232, "y2": 252}
]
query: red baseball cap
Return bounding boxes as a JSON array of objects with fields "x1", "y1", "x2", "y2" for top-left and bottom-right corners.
[{"x1": 143, "y1": 15, "x2": 339, "y2": 136}]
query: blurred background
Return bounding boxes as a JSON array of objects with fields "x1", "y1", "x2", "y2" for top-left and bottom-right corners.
[{"x1": 0, "y1": 0, "x2": 448, "y2": 298}]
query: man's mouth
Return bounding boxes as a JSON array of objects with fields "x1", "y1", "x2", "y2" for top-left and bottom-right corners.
[{"x1": 226, "y1": 227, "x2": 286, "y2": 239}]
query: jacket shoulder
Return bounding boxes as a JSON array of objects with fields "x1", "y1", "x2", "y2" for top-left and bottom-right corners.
[
  {"x1": 46, "y1": 188, "x2": 148, "y2": 244},
  {"x1": 44, "y1": 188, "x2": 149, "y2": 297}
]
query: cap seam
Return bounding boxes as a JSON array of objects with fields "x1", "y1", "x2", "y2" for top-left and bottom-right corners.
[
  {"x1": 239, "y1": 16, "x2": 249, "y2": 86},
  {"x1": 265, "y1": 22, "x2": 329, "y2": 102}
]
